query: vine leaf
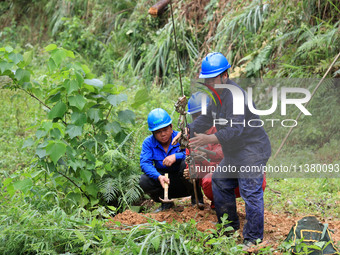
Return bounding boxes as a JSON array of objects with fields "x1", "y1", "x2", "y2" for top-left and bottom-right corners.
[
  {"x1": 46, "y1": 141, "x2": 66, "y2": 164},
  {"x1": 48, "y1": 101, "x2": 67, "y2": 119}
]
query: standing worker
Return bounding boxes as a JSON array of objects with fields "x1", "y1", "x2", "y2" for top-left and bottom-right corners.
[
  {"x1": 185, "y1": 92, "x2": 267, "y2": 210},
  {"x1": 139, "y1": 108, "x2": 202, "y2": 212},
  {"x1": 188, "y1": 52, "x2": 271, "y2": 247}
]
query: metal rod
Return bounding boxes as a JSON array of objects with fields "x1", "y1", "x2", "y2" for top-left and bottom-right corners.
[{"x1": 273, "y1": 52, "x2": 340, "y2": 159}]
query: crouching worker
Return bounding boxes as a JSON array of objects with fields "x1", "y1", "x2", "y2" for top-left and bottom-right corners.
[{"x1": 139, "y1": 108, "x2": 202, "y2": 212}]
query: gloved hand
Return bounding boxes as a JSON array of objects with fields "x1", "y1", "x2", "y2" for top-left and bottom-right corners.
[{"x1": 183, "y1": 168, "x2": 190, "y2": 180}]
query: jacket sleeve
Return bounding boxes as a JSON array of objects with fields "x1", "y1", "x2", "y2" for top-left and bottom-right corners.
[
  {"x1": 140, "y1": 139, "x2": 161, "y2": 180},
  {"x1": 175, "y1": 151, "x2": 186, "y2": 160},
  {"x1": 188, "y1": 103, "x2": 214, "y2": 137},
  {"x1": 214, "y1": 91, "x2": 245, "y2": 144}
]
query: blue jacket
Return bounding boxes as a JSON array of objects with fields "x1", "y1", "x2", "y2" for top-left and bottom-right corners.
[
  {"x1": 188, "y1": 79, "x2": 271, "y2": 166},
  {"x1": 140, "y1": 131, "x2": 186, "y2": 180}
]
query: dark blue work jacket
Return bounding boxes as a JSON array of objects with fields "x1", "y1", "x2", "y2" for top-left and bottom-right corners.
[
  {"x1": 140, "y1": 131, "x2": 186, "y2": 180},
  {"x1": 189, "y1": 80, "x2": 271, "y2": 166}
]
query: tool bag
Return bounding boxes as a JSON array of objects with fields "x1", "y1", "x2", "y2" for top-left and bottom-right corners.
[{"x1": 284, "y1": 215, "x2": 339, "y2": 254}]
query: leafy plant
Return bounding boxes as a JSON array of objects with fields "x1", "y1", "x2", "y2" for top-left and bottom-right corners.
[{"x1": 0, "y1": 44, "x2": 145, "y2": 208}]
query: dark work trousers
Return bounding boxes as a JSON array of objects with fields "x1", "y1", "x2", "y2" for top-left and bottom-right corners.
[
  {"x1": 212, "y1": 159, "x2": 267, "y2": 242},
  {"x1": 139, "y1": 160, "x2": 203, "y2": 203}
]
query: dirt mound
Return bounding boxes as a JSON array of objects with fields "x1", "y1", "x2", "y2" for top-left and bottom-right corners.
[
  {"x1": 111, "y1": 201, "x2": 216, "y2": 232},
  {"x1": 108, "y1": 199, "x2": 340, "y2": 250}
]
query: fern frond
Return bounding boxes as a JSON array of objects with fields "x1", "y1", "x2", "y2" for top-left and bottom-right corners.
[{"x1": 98, "y1": 178, "x2": 120, "y2": 203}]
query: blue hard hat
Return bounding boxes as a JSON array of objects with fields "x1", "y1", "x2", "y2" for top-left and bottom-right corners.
[
  {"x1": 147, "y1": 108, "x2": 172, "y2": 131},
  {"x1": 188, "y1": 92, "x2": 210, "y2": 114},
  {"x1": 199, "y1": 52, "x2": 231, "y2": 78}
]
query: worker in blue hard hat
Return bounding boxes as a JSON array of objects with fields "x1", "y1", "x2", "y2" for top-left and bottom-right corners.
[
  {"x1": 187, "y1": 52, "x2": 271, "y2": 247},
  {"x1": 185, "y1": 92, "x2": 223, "y2": 209},
  {"x1": 139, "y1": 108, "x2": 203, "y2": 212}
]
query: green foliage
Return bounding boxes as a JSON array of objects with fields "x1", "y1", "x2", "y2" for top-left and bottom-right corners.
[
  {"x1": 0, "y1": 45, "x2": 146, "y2": 208},
  {"x1": 1, "y1": 0, "x2": 340, "y2": 253}
]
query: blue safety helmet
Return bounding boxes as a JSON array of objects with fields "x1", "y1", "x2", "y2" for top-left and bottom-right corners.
[
  {"x1": 188, "y1": 92, "x2": 210, "y2": 114},
  {"x1": 147, "y1": 108, "x2": 172, "y2": 131},
  {"x1": 199, "y1": 52, "x2": 231, "y2": 79}
]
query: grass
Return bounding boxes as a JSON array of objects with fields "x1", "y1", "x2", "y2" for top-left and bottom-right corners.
[
  {"x1": 0, "y1": 89, "x2": 44, "y2": 175},
  {"x1": 265, "y1": 178, "x2": 340, "y2": 218}
]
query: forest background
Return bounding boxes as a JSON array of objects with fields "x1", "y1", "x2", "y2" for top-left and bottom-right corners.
[{"x1": 0, "y1": 0, "x2": 339, "y2": 254}]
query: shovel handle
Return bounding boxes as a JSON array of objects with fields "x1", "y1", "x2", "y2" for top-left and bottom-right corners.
[{"x1": 164, "y1": 173, "x2": 169, "y2": 199}]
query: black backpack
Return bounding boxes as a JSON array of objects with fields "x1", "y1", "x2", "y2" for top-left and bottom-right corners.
[{"x1": 284, "y1": 215, "x2": 339, "y2": 254}]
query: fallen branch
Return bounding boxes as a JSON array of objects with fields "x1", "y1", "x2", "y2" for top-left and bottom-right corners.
[{"x1": 148, "y1": 0, "x2": 170, "y2": 17}]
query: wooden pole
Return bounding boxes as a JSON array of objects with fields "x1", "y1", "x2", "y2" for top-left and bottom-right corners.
[{"x1": 148, "y1": 0, "x2": 170, "y2": 17}]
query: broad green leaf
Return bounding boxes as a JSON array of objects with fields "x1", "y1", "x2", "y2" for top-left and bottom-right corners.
[
  {"x1": 22, "y1": 138, "x2": 34, "y2": 148},
  {"x1": 85, "y1": 73, "x2": 95, "y2": 80},
  {"x1": 48, "y1": 101, "x2": 67, "y2": 119},
  {"x1": 69, "y1": 95, "x2": 87, "y2": 110},
  {"x1": 51, "y1": 49, "x2": 67, "y2": 67},
  {"x1": 13, "y1": 179, "x2": 33, "y2": 194},
  {"x1": 96, "y1": 168, "x2": 106, "y2": 178},
  {"x1": 90, "y1": 198, "x2": 99, "y2": 207},
  {"x1": 68, "y1": 159, "x2": 86, "y2": 171},
  {"x1": 14, "y1": 69, "x2": 30, "y2": 83},
  {"x1": 118, "y1": 110, "x2": 135, "y2": 125},
  {"x1": 107, "y1": 94, "x2": 127, "y2": 107},
  {"x1": 8, "y1": 53, "x2": 23, "y2": 64},
  {"x1": 131, "y1": 88, "x2": 149, "y2": 108},
  {"x1": 95, "y1": 160, "x2": 103, "y2": 167},
  {"x1": 71, "y1": 112, "x2": 87, "y2": 125},
  {"x1": 66, "y1": 125, "x2": 83, "y2": 139},
  {"x1": 50, "y1": 128, "x2": 62, "y2": 139},
  {"x1": 5, "y1": 46, "x2": 13, "y2": 53},
  {"x1": 46, "y1": 92, "x2": 61, "y2": 104},
  {"x1": 83, "y1": 84, "x2": 95, "y2": 92},
  {"x1": 75, "y1": 71, "x2": 84, "y2": 87},
  {"x1": 94, "y1": 133, "x2": 107, "y2": 143},
  {"x1": 35, "y1": 129, "x2": 47, "y2": 139},
  {"x1": 52, "y1": 122, "x2": 65, "y2": 136},
  {"x1": 66, "y1": 50, "x2": 75, "y2": 58},
  {"x1": 104, "y1": 121, "x2": 121, "y2": 135},
  {"x1": 88, "y1": 108, "x2": 102, "y2": 123},
  {"x1": 23, "y1": 50, "x2": 33, "y2": 65},
  {"x1": 67, "y1": 192, "x2": 82, "y2": 204},
  {"x1": 36, "y1": 148, "x2": 47, "y2": 158},
  {"x1": 45, "y1": 44, "x2": 57, "y2": 52},
  {"x1": 84, "y1": 78, "x2": 103, "y2": 88},
  {"x1": 22, "y1": 82, "x2": 32, "y2": 89},
  {"x1": 48, "y1": 58, "x2": 57, "y2": 72},
  {"x1": 42, "y1": 121, "x2": 53, "y2": 131},
  {"x1": 81, "y1": 64, "x2": 91, "y2": 74},
  {"x1": 80, "y1": 169, "x2": 92, "y2": 184},
  {"x1": 0, "y1": 61, "x2": 14, "y2": 73},
  {"x1": 85, "y1": 183, "x2": 98, "y2": 197},
  {"x1": 46, "y1": 141, "x2": 66, "y2": 164},
  {"x1": 86, "y1": 151, "x2": 96, "y2": 163},
  {"x1": 64, "y1": 79, "x2": 79, "y2": 95}
]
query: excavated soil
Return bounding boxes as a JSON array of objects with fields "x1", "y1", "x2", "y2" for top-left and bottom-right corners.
[{"x1": 107, "y1": 198, "x2": 340, "y2": 251}]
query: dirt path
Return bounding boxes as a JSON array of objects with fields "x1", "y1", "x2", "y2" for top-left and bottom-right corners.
[{"x1": 107, "y1": 198, "x2": 340, "y2": 251}]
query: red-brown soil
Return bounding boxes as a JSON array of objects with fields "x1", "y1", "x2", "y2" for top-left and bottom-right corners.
[{"x1": 107, "y1": 197, "x2": 340, "y2": 251}]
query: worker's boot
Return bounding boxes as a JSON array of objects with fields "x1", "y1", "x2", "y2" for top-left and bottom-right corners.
[{"x1": 153, "y1": 202, "x2": 174, "y2": 213}]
